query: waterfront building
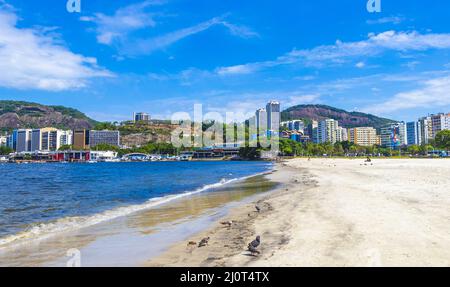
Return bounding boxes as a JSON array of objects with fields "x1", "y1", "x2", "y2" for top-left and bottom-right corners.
[
  {"x1": 286, "y1": 120, "x2": 305, "y2": 132},
  {"x1": 406, "y1": 121, "x2": 422, "y2": 146},
  {"x1": 348, "y1": 127, "x2": 379, "y2": 147},
  {"x1": 59, "y1": 130, "x2": 73, "y2": 147},
  {"x1": 255, "y1": 108, "x2": 267, "y2": 136},
  {"x1": 89, "y1": 130, "x2": 120, "y2": 147},
  {"x1": 380, "y1": 122, "x2": 407, "y2": 149},
  {"x1": 89, "y1": 150, "x2": 118, "y2": 161},
  {"x1": 6, "y1": 130, "x2": 17, "y2": 150},
  {"x1": 133, "y1": 112, "x2": 150, "y2": 123},
  {"x1": 266, "y1": 101, "x2": 280, "y2": 133},
  {"x1": 73, "y1": 129, "x2": 90, "y2": 150},
  {"x1": 0, "y1": 135, "x2": 7, "y2": 147},
  {"x1": 317, "y1": 119, "x2": 339, "y2": 144},
  {"x1": 431, "y1": 113, "x2": 450, "y2": 138},
  {"x1": 16, "y1": 129, "x2": 32, "y2": 153},
  {"x1": 336, "y1": 126, "x2": 348, "y2": 142},
  {"x1": 30, "y1": 128, "x2": 73, "y2": 152},
  {"x1": 418, "y1": 116, "x2": 433, "y2": 144},
  {"x1": 306, "y1": 120, "x2": 319, "y2": 143}
]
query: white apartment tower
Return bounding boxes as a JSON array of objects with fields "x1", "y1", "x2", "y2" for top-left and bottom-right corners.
[
  {"x1": 317, "y1": 119, "x2": 339, "y2": 144},
  {"x1": 266, "y1": 101, "x2": 280, "y2": 133}
]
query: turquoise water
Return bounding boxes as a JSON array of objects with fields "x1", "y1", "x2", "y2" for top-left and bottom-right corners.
[{"x1": 0, "y1": 161, "x2": 272, "y2": 243}]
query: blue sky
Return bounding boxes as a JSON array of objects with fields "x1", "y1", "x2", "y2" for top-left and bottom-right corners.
[{"x1": 1, "y1": 0, "x2": 450, "y2": 122}]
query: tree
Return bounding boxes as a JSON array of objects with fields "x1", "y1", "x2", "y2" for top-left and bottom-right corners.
[
  {"x1": 435, "y1": 130, "x2": 450, "y2": 150},
  {"x1": 0, "y1": 146, "x2": 13, "y2": 155},
  {"x1": 239, "y1": 147, "x2": 261, "y2": 160},
  {"x1": 407, "y1": 145, "x2": 420, "y2": 155},
  {"x1": 91, "y1": 143, "x2": 119, "y2": 152},
  {"x1": 94, "y1": 122, "x2": 117, "y2": 130},
  {"x1": 58, "y1": 144, "x2": 73, "y2": 151}
]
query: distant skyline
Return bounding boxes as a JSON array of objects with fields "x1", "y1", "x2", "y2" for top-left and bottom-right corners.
[{"x1": 1, "y1": 0, "x2": 450, "y2": 122}]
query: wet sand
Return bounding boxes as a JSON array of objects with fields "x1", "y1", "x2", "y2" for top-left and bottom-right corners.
[
  {"x1": 146, "y1": 158, "x2": 450, "y2": 267},
  {"x1": 0, "y1": 173, "x2": 277, "y2": 266}
]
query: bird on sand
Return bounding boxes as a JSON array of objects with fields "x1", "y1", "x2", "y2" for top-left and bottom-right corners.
[
  {"x1": 248, "y1": 236, "x2": 261, "y2": 255},
  {"x1": 220, "y1": 220, "x2": 233, "y2": 227},
  {"x1": 198, "y1": 237, "x2": 210, "y2": 247},
  {"x1": 255, "y1": 205, "x2": 261, "y2": 212},
  {"x1": 187, "y1": 241, "x2": 197, "y2": 246}
]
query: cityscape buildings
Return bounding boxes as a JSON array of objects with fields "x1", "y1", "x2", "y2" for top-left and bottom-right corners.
[
  {"x1": 133, "y1": 112, "x2": 150, "y2": 123},
  {"x1": 406, "y1": 121, "x2": 422, "y2": 146},
  {"x1": 266, "y1": 101, "x2": 280, "y2": 133},
  {"x1": 380, "y1": 122, "x2": 407, "y2": 149},
  {"x1": 89, "y1": 130, "x2": 120, "y2": 147},
  {"x1": 348, "y1": 127, "x2": 379, "y2": 147}
]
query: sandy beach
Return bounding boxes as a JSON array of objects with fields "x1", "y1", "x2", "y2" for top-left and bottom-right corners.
[{"x1": 146, "y1": 158, "x2": 450, "y2": 267}]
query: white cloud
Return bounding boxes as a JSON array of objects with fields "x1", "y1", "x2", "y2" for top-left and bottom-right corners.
[
  {"x1": 81, "y1": 1, "x2": 257, "y2": 55},
  {"x1": 366, "y1": 16, "x2": 405, "y2": 25},
  {"x1": 123, "y1": 17, "x2": 258, "y2": 56},
  {"x1": 0, "y1": 6, "x2": 112, "y2": 91},
  {"x1": 216, "y1": 30, "x2": 450, "y2": 75},
  {"x1": 362, "y1": 75, "x2": 450, "y2": 114},
  {"x1": 80, "y1": 0, "x2": 164, "y2": 45},
  {"x1": 355, "y1": 61, "x2": 365, "y2": 68}
]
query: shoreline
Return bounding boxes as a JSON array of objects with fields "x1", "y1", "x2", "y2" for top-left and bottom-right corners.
[
  {"x1": 144, "y1": 162, "x2": 316, "y2": 267},
  {"x1": 0, "y1": 165, "x2": 275, "y2": 266},
  {"x1": 145, "y1": 158, "x2": 450, "y2": 267}
]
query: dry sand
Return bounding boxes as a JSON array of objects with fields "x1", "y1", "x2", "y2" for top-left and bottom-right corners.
[{"x1": 145, "y1": 158, "x2": 450, "y2": 267}]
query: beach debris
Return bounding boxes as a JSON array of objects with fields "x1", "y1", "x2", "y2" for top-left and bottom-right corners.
[
  {"x1": 187, "y1": 241, "x2": 197, "y2": 246},
  {"x1": 255, "y1": 205, "x2": 261, "y2": 213},
  {"x1": 248, "y1": 236, "x2": 261, "y2": 255},
  {"x1": 220, "y1": 220, "x2": 233, "y2": 228},
  {"x1": 198, "y1": 237, "x2": 210, "y2": 247}
]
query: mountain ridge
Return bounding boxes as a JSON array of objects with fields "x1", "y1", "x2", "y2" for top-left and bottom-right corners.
[
  {"x1": 0, "y1": 100, "x2": 98, "y2": 131},
  {"x1": 281, "y1": 104, "x2": 396, "y2": 129}
]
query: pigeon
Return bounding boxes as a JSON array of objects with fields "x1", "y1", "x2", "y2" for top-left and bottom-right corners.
[
  {"x1": 220, "y1": 221, "x2": 233, "y2": 228},
  {"x1": 255, "y1": 205, "x2": 261, "y2": 213},
  {"x1": 198, "y1": 237, "x2": 210, "y2": 247},
  {"x1": 248, "y1": 236, "x2": 261, "y2": 255}
]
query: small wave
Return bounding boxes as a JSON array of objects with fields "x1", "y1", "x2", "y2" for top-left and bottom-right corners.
[{"x1": 0, "y1": 171, "x2": 270, "y2": 250}]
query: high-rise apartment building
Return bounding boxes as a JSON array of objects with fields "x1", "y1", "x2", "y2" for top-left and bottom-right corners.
[
  {"x1": 255, "y1": 108, "x2": 267, "y2": 135},
  {"x1": 16, "y1": 129, "x2": 32, "y2": 153},
  {"x1": 286, "y1": 120, "x2": 305, "y2": 132},
  {"x1": 134, "y1": 112, "x2": 150, "y2": 123},
  {"x1": 348, "y1": 127, "x2": 379, "y2": 147},
  {"x1": 90, "y1": 130, "x2": 120, "y2": 147},
  {"x1": 307, "y1": 120, "x2": 319, "y2": 143},
  {"x1": 266, "y1": 101, "x2": 280, "y2": 133},
  {"x1": 337, "y1": 126, "x2": 348, "y2": 142},
  {"x1": 418, "y1": 116, "x2": 433, "y2": 144},
  {"x1": 431, "y1": 113, "x2": 450, "y2": 138},
  {"x1": 29, "y1": 128, "x2": 73, "y2": 152},
  {"x1": 380, "y1": 122, "x2": 406, "y2": 149},
  {"x1": 73, "y1": 129, "x2": 90, "y2": 150},
  {"x1": 406, "y1": 121, "x2": 422, "y2": 146},
  {"x1": 317, "y1": 119, "x2": 339, "y2": 144}
]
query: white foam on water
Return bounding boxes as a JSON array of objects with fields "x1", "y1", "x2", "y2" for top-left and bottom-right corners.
[{"x1": 0, "y1": 171, "x2": 271, "y2": 250}]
